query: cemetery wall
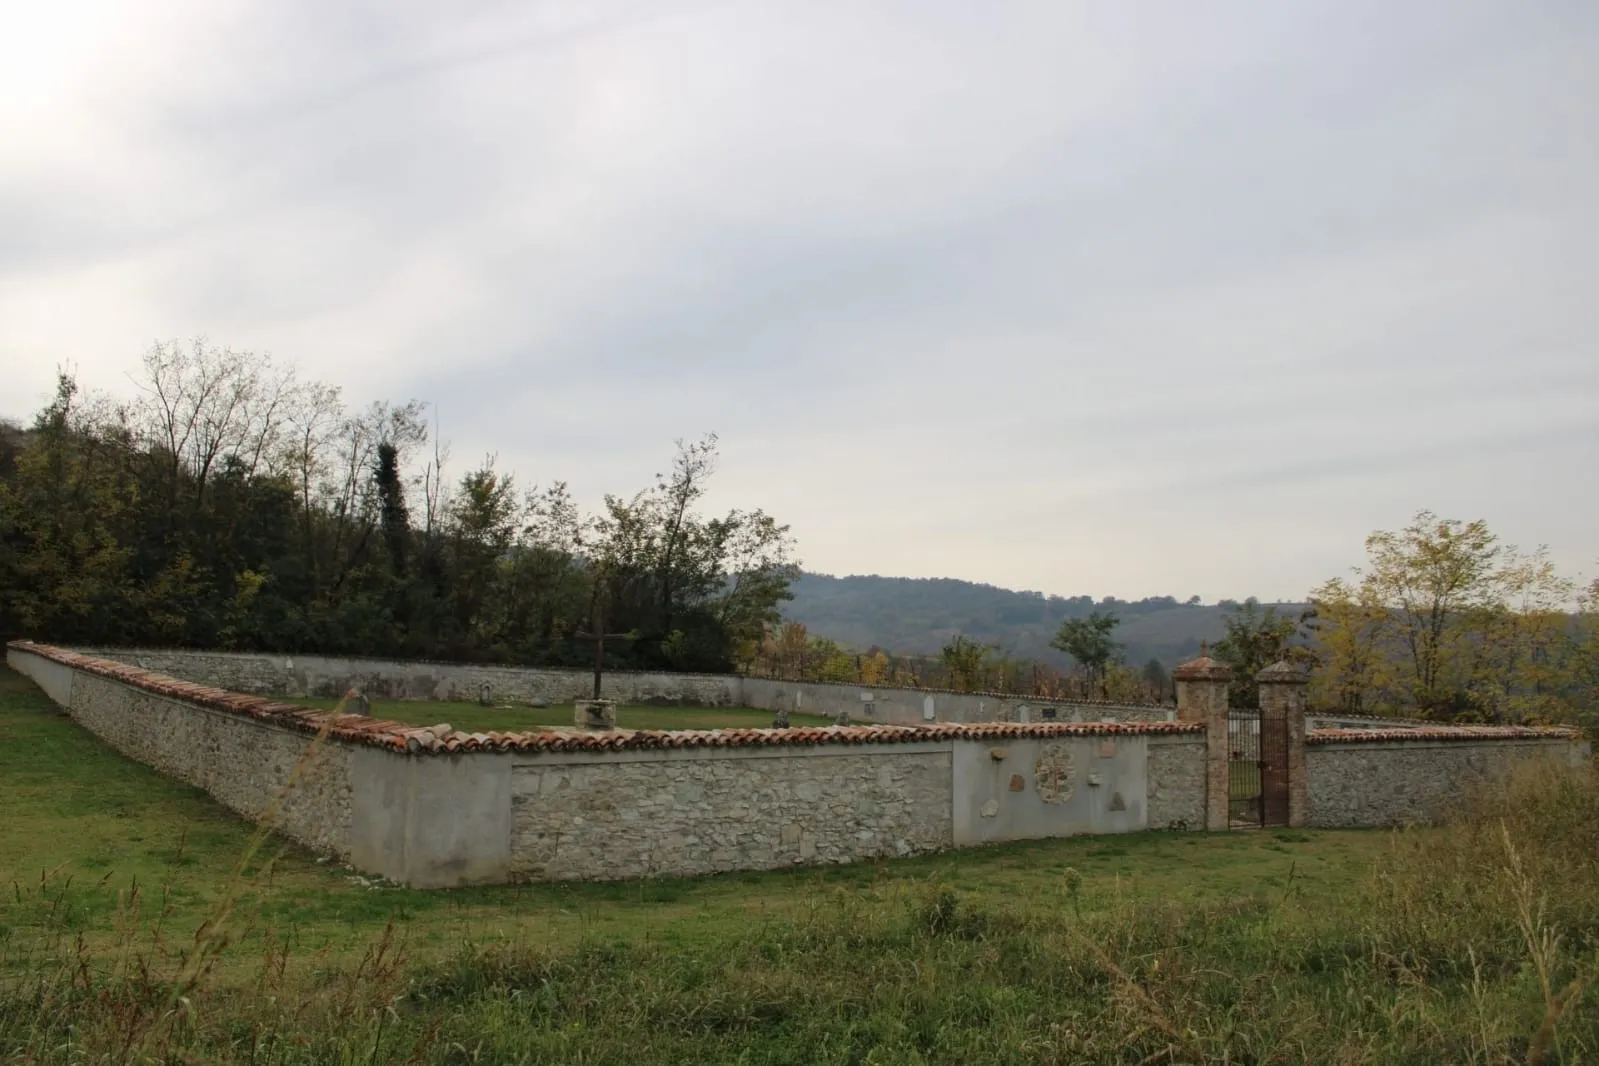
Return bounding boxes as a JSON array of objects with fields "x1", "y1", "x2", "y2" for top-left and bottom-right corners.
[
  {"x1": 738, "y1": 676, "x2": 1174, "y2": 726},
  {"x1": 7, "y1": 643, "x2": 353, "y2": 858},
  {"x1": 68, "y1": 646, "x2": 1179, "y2": 725},
  {"x1": 509, "y1": 745, "x2": 954, "y2": 881},
  {"x1": 8, "y1": 641, "x2": 1202, "y2": 888},
  {"x1": 70, "y1": 646, "x2": 743, "y2": 707},
  {"x1": 19, "y1": 641, "x2": 1586, "y2": 887},
  {"x1": 1304, "y1": 735, "x2": 1591, "y2": 828}
]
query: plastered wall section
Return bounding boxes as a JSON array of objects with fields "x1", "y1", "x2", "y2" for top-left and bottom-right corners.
[
  {"x1": 508, "y1": 745, "x2": 954, "y2": 881},
  {"x1": 1305, "y1": 738, "x2": 1590, "y2": 828},
  {"x1": 952, "y1": 735, "x2": 1147, "y2": 845},
  {"x1": 8, "y1": 646, "x2": 353, "y2": 858}
]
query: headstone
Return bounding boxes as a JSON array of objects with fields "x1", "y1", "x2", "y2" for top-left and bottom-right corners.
[
  {"x1": 772, "y1": 707, "x2": 790, "y2": 729},
  {"x1": 834, "y1": 709, "x2": 852, "y2": 726},
  {"x1": 478, "y1": 683, "x2": 493, "y2": 707},
  {"x1": 575, "y1": 699, "x2": 618, "y2": 731},
  {"x1": 347, "y1": 690, "x2": 371, "y2": 716}
]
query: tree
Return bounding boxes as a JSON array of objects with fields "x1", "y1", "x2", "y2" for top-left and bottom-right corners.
[
  {"x1": 0, "y1": 350, "x2": 799, "y2": 672},
  {"x1": 1306, "y1": 511, "x2": 1593, "y2": 723},
  {"x1": 1304, "y1": 577, "x2": 1391, "y2": 714},
  {"x1": 1051, "y1": 611, "x2": 1121, "y2": 693},
  {"x1": 1212, "y1": 598, "x2": 1304, "y2": 708},
  {"x1": 940, "y1": 634, "x2": 990, "y2": 692},
  {"x1": 1362, "y1": 511, "x2": 1501, "y2": 714},
  {"x1": 374, "y1": 442, "x2": 409, "y2": 577},
  {"x1": 1473, "y1": 546, "x2": 1574, "y2": 721},
  {"x1": 1140, "y1": 658, "x2": 1170, "y2": 699}
]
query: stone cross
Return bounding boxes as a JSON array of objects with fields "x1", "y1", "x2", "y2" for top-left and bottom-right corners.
[{"x1": 573, "y1": 602, "x2": 633, "y2": 701}]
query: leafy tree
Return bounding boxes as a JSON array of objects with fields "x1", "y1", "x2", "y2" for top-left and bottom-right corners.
[
  {"x1": 1050, "y1": 611, "x2": 1122, "y2": 692},
  {"x1": 1304, "y1": 577, "x2": 1391, "y2": 714},
  {"x1": 1306, "y1": 510, "x2": 1593, "y2": 723},
  {"x1": 1362, "y1": 511, "x2": 1501, "y2": 714},
  {"x1": 1212, "y1": 598, "x2": 1304, "y2": 708},
  {"x1": 0, "y1": 349, "x2": 799, "y2": 674},
  {"x1": 1140, "y1": 658, "x2": 1170, "y2": 698},
  {"x1": 940, "y1": 634, "x2": 990, "y2": 692}
]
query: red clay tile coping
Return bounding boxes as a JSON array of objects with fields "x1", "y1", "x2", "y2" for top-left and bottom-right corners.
[
  {"x1": 8, "y1": 641, "x2": 1204, "y2": 755},
  {"x1": 1308, "y1": 725, "x2": 1579, "y2": 745}
]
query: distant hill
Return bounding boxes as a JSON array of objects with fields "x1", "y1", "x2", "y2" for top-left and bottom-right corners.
[{"x1": 781, "y1": 573, "x2": 1308, "y2": 669}]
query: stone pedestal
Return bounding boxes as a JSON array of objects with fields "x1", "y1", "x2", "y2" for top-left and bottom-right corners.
[
  {"x1": 1257, "y1": 661, "x2": 1310, "y2": 828},
  {"x1": 1173, "y1": 652, "x2": 1233, "y2": 831},
  {"x1": 575, "y1": 699, "x2": 618, "y2": 731}
]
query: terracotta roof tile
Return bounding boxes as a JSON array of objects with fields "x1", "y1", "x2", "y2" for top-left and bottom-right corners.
[{"x1": 7, "y1": 640, "x2": 1205, "y2": 756}]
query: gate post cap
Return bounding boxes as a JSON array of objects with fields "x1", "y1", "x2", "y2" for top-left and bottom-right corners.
[
  {"x1": 1173, "y1": 652, "x2": 1232, "y2": 681},
  {"x1": 1256, "y1": 660, "x2": 1310, "y2": 684}
]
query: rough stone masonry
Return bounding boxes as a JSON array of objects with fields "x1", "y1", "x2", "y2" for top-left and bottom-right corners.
[{"x1": 7, "y1": 640, "x2": 1586, "y2": 888}]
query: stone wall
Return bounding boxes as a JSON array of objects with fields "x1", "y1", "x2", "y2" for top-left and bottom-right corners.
[
  {"x1": 9, "y1": 645, "x2": 353, "y2": 858},
  {"x1": 70, "y1": 646, "x2": 1176, "y2": 726},
  {"x1": 10, "y1": 641, "x2": 1206, "y2": 887},
  {"x1": 510, "y1": 746, "x2": 953, "y2": 881},
  {"x1": 74, "y1": 647, "x2": 743, "y2": 707},
  {"x1": 1306, "y1": 713, "x2": 1430, "y2": 731},
  {"x1": 1144, "y1": 735, "x2": 1208, "y2": 830},
  {"x1": 730, "y1": 676, "x2": 1174, "y2": 726},
  {"x1": 1305, "y1": 737, "x2": 1590, "y2": 828}
]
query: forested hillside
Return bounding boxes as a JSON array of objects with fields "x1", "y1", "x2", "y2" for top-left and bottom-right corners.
[
  {"x1": 0, "y1": 344, "x2": 797, "y2": 673},
  {"x1": 781, "y1": 573, "x2": 1304, "y2": 668}
]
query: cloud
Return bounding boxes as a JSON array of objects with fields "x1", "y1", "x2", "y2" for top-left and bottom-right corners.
[{"x1": 3, "y1": 0, "x2": 1597, "y2": 600}]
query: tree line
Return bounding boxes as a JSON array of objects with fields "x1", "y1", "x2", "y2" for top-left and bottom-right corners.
[
  {"x1": 747, "y1": 621, "x2": 1174, "y2": 703},
  {"x1": 1031, "y1": 512, "x2": 1599, "y2": 725},
  {"x1": 0, "y1": 341, "x2": 799, "y2": 672},
  {"x1": 753, "y1": 512, "x2": 1599, "y2": 729}
]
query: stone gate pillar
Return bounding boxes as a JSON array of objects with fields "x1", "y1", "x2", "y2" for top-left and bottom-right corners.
[
  {"x1": 1173, "y1": 649, "x2": 1233, "y2": 831},
  {"x1": 1256, "y1": 661, "x2": 1309, "y2": 828}
]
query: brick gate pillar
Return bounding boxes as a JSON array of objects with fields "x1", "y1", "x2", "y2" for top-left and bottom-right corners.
[
  {"x1": 1174, "y1": 648, "x2": 1233, "y2": 831},
  {"x1": 1256, "y1": 661, "x2": 1310, "y2": 829}
]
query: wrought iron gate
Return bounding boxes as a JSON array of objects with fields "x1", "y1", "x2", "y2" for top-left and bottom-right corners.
[{"x1": 1228, "y1": 709, "x2": 1290, "y2": 828}]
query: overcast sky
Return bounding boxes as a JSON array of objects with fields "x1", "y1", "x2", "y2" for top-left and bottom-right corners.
[{"x1": 3, "y1": 0, "x2": 1597, "y2": 601}]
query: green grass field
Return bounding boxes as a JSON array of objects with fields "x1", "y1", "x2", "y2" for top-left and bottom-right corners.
[
  {"x1": 3, "y1": 664, "x2": 1596, "y2": 1064},
  {"x1": 281, "y1": 695, "x2": 835, "y2": 733}
]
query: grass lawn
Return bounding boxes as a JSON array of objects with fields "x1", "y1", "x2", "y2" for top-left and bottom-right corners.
[
  {"x1": 3, "y1": 664, "x2": 1595, "y2": 1064},
  {"x1": 280, "y1": 694, "x2": 835, "y2": 733}
]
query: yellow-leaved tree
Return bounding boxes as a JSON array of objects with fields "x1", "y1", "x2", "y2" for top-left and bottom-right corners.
[
  {"x1": 1305, "y1": 576, "x2": 1395, "y2": 714},
  {"x1": 1307, "y1": 511, "x2": 1592, "y2": 723}
]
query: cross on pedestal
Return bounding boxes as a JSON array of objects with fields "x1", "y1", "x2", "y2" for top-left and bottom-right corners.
[{"x1": 573, "y1": 604, "x2": 633, "y2": 700}]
